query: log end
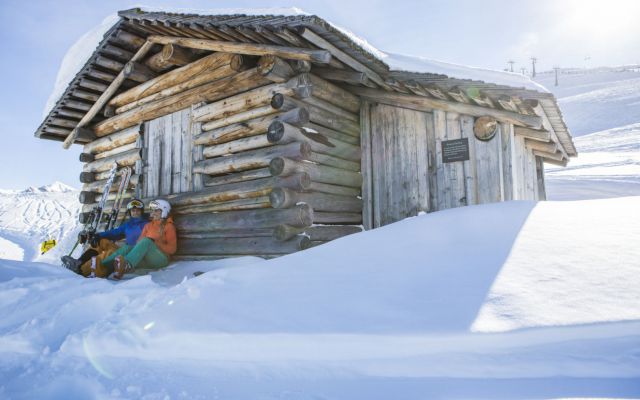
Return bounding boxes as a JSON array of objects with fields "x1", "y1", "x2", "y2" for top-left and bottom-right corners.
[
  {"x1": 297, "y1": 203, "x2": 314, "y2": 227},
  {"x1": 271, "y1": 93, "x2": 285, "y2": 109},
  {"x1": 79, "y1": 172, "x2": 95, "y2": 183},
  {"x1": 257, "y1": 55, "x2": 277, "y2": 75},
  {"x1": 230, "y1": 54, "x2": 247, "y2": 71},
  {"x1": 267, "y1": 121, "x2": 285, "y2": 143},
  {"x1": 299, "y1": 236, "x2": 313, "y2": 250},
  {"x1": 78, "y1": 212, "x2": 92, "y2": 224},
  {"x1": 79, "y1": 153, "x2": 95, "y2": 163},
  {"x1": 269, "y1": 157, "x2": 286, "y2": 176},
  {"x1": 269, "y1": 187, "x2": 290, "y2": 209},
  {"x1": 79, "y1": 191, "x2": 96, "y2": 204}
]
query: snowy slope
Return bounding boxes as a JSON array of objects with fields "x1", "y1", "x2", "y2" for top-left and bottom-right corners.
[
  {"x1": 535, "y1": 68, "x2": 640, "y2": 136},
  {"x1": 545, "y1": 123, "x2": 640, "y2": 200},
  {"x1": 0, "y1": 197, "x2": 638, "y2": 399},
  {"x1": 0, "y1": 182, "x2": 80, "y2": 262},
  {"x1": 534, "y1": 67, "x2": 640, "y2": 200}
]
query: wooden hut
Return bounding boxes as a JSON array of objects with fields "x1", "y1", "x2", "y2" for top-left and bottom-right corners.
[{"x1": 35, "y1": 8, "x2": 576, "y2": 259}]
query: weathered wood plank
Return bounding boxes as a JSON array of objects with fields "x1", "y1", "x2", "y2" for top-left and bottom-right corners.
[
  {"x1": 148, "y1": 35, "x2": 332, "y2": 63},
  {"x1": 83, "y1": 125, "x2": 141, "y2": 154},
  {"x1": 269, "y1": 157, "x2": 362, "y2": 188},
  {"x1": 194, "y1": 142, "x2": 311, "y2": 176},
  {"x1": 500, "y1": 123, "x2": 515, "y2": 201},
  {"x1": 176, "y1": 236, "x2": 310, "y2": 256},
  {"x1": 174, "y1": 204, "x2": 313, "y2": 231},
  {"x1": 94, "y1": 68, "x2": 271, "y2": 136},
  {"x1": 110, "y1": 52, "x2": 239, "y2": 108},
  {"x1": 360, "y1": 100, "x2": 373, "y2": 230},
  {"x1": 160, "y1": 111, "x2": 173, "y2": 196},
  {"x1": 62, "y1": 40, "x2": 154, "y2": 149},
  {"x1": 270, "y1": 188, "x2": 362, "y2": 213},
  {"x1": 349, "y1": 87, "x2": 543, "y2": 129}
]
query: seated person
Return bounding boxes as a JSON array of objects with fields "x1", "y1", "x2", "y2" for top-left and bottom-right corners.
[
  {"x1": 61, "y1": 198, "x2": 147, "y2": 278},
  {"x1": 111, "y1": 199, "x2": 177, "y2": 280}
]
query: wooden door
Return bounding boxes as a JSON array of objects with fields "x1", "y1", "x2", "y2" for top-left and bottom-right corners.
[
  {"x1": 144, "y1": 107, "x2": 199, "y2": 197},
  {"x1": 369, "y1": 104, "x2": 431, "y2": 227}
]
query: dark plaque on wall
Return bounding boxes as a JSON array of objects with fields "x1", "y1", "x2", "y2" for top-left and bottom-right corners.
[{"x1": 441, "y1": 138, "x2": 470, "y2": 163}]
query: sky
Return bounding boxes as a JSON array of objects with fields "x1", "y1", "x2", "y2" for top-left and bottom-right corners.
[{"x1": 0, "y1": 0, "x2": 639, "y2": 190}]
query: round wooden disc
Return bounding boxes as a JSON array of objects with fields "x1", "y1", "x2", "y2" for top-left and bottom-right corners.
[{"x1": 474, "y1": 116, "x2": 498, "y2": 141}]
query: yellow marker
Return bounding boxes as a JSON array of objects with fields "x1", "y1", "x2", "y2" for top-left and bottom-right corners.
[{"x1": 40, "y1": 239, "x2": 57, "y2": 255}]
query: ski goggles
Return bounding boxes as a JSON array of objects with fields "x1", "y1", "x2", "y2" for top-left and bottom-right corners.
[{"x1": 127, "y1": 199, "x2": 144, "y2": 210}]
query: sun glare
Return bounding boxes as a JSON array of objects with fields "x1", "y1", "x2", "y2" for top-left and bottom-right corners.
[{"x1": 560, "y1": 0, "x2": 640, "y2": 39}]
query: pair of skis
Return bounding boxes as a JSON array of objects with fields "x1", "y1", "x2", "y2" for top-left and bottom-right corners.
[
  {"x1": 104, "y1": 166, "x2": 132, "y2": 231},
  {"x1": 67, "y1": 164, "x2": 132, "y2": 256}
]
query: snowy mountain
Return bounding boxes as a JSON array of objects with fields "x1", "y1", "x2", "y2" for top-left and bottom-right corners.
[{"x1": 0, "y1": 184, "x2": 80, "y2": 262}]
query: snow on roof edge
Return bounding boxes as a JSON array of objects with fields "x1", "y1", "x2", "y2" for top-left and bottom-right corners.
[
  {"x1": 136, "y1": 5, "x2": 310, "y2": 17},
  {"x1": 42, "y1": 13, "x2": 121, "y2": 119},
  {"x1": 42, "y1": 7, "x2": 550, "y2": 119},
  {"x1": 381, "y1": 52, "x2": 550, "y2": 93}
]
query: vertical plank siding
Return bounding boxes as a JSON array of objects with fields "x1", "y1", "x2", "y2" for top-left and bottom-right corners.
[
  {"x1": 501, "y1": 123, "x2": 515, "y2": 201},
  {"x1": 370, "y1": 104, "x2": 430, "y2": 227},
  {"x1": 364, "y1": 103, "x2": 542, "y2": 225},
  {"x1": 360, "y1": 100, "x2": 373, "y2": 230}
]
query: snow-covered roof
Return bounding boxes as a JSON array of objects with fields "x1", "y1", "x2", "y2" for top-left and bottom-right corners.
[
  {"x1": 36, "y1": 7, "x2": 574, "y2": 155},
  {"x1": 382, "y1": 53, "x2": 549, "y2": 93},
  {"x1": 43, "y1": 7, "x2": 547, "y2": 118}
]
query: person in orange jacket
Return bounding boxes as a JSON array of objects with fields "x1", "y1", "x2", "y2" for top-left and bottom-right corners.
[{"x1": 112, "y1": 199, "x2": 177, "y2": 279}]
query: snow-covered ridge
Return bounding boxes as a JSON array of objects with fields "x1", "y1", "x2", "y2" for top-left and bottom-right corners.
[{"x1": 21, "y1": 181, "x2": 77, "y2": 194}]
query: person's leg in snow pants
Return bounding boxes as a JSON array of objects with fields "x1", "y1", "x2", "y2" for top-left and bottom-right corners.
[
  {"x1": 102, "y1": 244, "x2": 133, "y2": 272},
  {"x1": 123, "y1": 238, "x2": 169, "y2": 270}
]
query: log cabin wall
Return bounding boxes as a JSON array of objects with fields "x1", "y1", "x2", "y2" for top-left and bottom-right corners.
[
  {"x1": 361, "y1": 102, "x2": 546, "y2": 228},
  {"x1": 78, "y1": 50, "x2": 364, "y2": 259}
]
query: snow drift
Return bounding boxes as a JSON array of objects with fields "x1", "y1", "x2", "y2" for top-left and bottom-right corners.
[{"x1": 0, "y1": 197, "x2": 638, "y2": 399}]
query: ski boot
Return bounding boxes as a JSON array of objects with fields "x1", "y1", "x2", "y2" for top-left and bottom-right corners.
[
  {"x1": 113, "y1": 255, "x2": 133, "y2": 280},
  {"x1": 61, "y1": 256, "x2": 81, "y2": 274}
]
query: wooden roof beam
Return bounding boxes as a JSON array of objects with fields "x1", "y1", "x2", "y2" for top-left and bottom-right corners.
[
  {"x1": 294, "y1": 27, "x2": 392, "y2": 90},
  {"x1": 349, "y1": 86, "x2": 543, "y2": 129},
  {"x1": 526, "y1": 99, "x2": 570, "y2": 159},
  {"x1": 514, "y1": 126, "x2": 551, "y2": 142},
  {"x1": 147, "y1": 35, "x2": 332, "y2": 63},
  {"x1": 62, "y1": 40, "x2": 155, "y2": 149},
  {"x1": 313, "y1": 67, "x2": 369, "y2": 86},
  {"x1": 525, "y1": 139, "x2": 557, "y2": 153},
  {"x1": 533, "y1": 149, "x2": 567, "y2": 165}
]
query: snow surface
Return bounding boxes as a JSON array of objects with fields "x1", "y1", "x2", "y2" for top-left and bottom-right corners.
[
  {"x1": 536, "y1": 68, "x2": 640, "y2": 200},
  {"x1": 0, "y1": 185, "x2": 80, "y2": 263},
  {"x1": 536, "y1": 69, "x2": 640, "y2": 136},
  {"x1": 42, "y1": 7, "x2": 545, "y2": 118},
  {"x1": 0, "y1": 197, "x2": 638, "y2": 399}
]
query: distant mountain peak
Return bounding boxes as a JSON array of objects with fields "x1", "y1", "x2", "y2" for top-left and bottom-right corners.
[
  {"x1": 39, "y1": 181, "x2": 77, "y2": 193},
  {"x1": 18, "y1": 181, "x2": 77, "y2": 194}
]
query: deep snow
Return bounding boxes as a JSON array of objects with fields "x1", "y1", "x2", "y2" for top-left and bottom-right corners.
[{"x1": 0, "y1": 197, "x2": 638, "y2": 399}]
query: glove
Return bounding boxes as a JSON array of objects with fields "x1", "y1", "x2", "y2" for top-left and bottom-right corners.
[
  {"x1": 89, "y1": 233, "x2": 100, "y2": 248},
  {"x1": 78, "y1": 232, "x2": 88, "y2": 244}
]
